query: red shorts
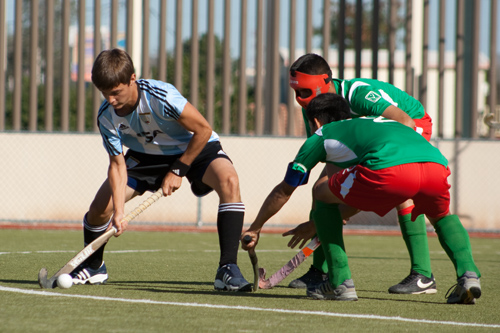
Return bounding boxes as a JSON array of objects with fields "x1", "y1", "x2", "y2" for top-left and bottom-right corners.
[
  {"x1": 329, "y1": 163, "x2": 451, "y2": 220},
  {"x1": 414, "y1": 112, "x2": 433, "y2": 141}
]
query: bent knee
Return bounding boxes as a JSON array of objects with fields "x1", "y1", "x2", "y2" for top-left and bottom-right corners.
[
  {"x1": 87, "y1": 202, "x2": 113, "y2": 226},
  {"x1": 217, "y1": 174, "x2": 241, "y2": 199}
]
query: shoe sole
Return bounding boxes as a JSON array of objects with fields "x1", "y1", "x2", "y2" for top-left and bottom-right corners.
[
  {"x1": 288, "y1": 281, "x2": 307, "y2": 289},
  {"x1": 214, "y1": 280, "x2": 252, "y2": 292},
  {"x1": 72, "y1": 274, "x2": 108, "y2": 285},
  {"x1": 389, "y1": 288, "x2": 437, "y2": 295},
  {"x1": 447, "y1": 286, "x2": 481, "y2": 304},
  {"x1": 461, "y1": 286, "x2": 481, "y2": 303},
  {"x1": 470, "y1": 286, "x2": 481, "y2": 299},
  {"x1": 307, "y1": 290, "x2": 358, "y2": 301},
  {"x1": 308, "y1": 293, "x2": 358, "y2": 301}
]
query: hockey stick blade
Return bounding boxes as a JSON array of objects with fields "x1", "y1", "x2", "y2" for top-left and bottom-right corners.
[
  {"x1": 242, "y1": 235, "x2": 259, "y2": 292},
  {"x1": 258, "y1": 267, "x2": 272, "y2": 289},
  {"x1": 260, "y1": 236, "x2": 321, "y2": 289},
  {"x1": 38, "y1": 267, "x2": 54, "y2": 289},
  {"x1": 38, "y1": 189, "x2": 163, "y2": 289}
]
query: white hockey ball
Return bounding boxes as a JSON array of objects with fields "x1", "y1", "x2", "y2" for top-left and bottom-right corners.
[{"x1": 57, "y1": 273, "x2": 73, "y2": 289}]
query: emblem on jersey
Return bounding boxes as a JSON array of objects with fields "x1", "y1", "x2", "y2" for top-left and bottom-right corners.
[
  {"x1": 365, "y1": 91, "x2": 381, "y2": 103},
  {"x1": 139, "y1": 112, "x2": 152, "y2": 124},
  {"x1": 217, "y1": 150, "x2": 227, "y2": 156},
  {"x1": 118, "y1": 124, "x2": 129, "y2": 131}
]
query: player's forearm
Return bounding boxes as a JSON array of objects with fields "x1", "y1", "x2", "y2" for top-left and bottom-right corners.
[
  {"x1": 108, "y1": 159, "x2": 128, "y2": 216},
  {"x1": 176, "y1": 102, "x2": 213, "y2": 165},
  {"x1": 250, "y1": 182, "x2": 294, "y2": 232},
  {"x1": 381, "y1": 105, "x2": 415, "y2": 128}
]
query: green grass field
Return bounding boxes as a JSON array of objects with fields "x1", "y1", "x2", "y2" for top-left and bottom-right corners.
[{"x1": 1, "y1": 229, "x2": 499, "y2": 332}]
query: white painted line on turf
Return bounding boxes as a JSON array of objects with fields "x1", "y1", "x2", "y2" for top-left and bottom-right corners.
[
  {"x1": 0, "y1": 286, "x2": 499, "y2": 329},
  {"x1": 0, "y1": 249, "x2": 293, "y2": 255},
  {"x1": 0, "y1": 249, "x2": 161, "y2": 255}
]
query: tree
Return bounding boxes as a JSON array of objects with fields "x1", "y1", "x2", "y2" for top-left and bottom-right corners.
[{"x1": 316, "y1": 0, "x2": 404, "y2": 49}]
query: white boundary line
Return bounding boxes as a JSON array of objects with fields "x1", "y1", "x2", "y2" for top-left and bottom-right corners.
[
  {"x1": 0, "y1": 249, "x2": 162, "y2": 255},
  {"x1": 1, "y1": 285, "x2": 499, "y2": 329}
]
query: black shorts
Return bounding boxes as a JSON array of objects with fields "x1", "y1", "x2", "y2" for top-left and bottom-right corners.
[{"x1": 125, "y1": 141, "x2": 232, "y2": 197}]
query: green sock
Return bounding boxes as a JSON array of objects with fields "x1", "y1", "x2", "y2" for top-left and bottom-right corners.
[
  {"x1": 434, "y1": 215, "x2": 481, "y2": 278},
  {"x1": 310, "y1": 206, "x2": 328, "y2": 274},
  {"x1": 398, "y1": 213, "x2": 432, "y2": 278},
  {"x1": 312, "y1": 244, "x2": 329, "y2": 274},
  {"x1": 313, "y1": 201, "x2": 351, "y2": 288}
]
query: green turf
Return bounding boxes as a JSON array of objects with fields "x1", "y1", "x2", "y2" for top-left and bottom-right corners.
[{"x1": 0, "y1": 229, "x2": 499, "y2": 332}]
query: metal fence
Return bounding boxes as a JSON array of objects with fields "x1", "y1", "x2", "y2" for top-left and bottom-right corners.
[
  {"x1": 1, "y1": 0, "x2": 500, "y2": 230},
  {"x1": 0, "y1": 0, "x2": 498, "y2": 137}
]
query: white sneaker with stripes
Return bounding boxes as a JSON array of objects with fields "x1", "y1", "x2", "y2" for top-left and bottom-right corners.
[{"x1": 71, "y1": 262, "x2": 108, "y2": 285}]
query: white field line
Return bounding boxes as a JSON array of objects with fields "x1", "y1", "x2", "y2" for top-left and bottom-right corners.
[
  {"x1": 0, "y1": 250, "x2": 162, "y2": 255},
  {"x1": 0, "y1": 285, "x2": 499, "y2": 329},
  {"x1": 0, "y1": 249, "x2": 295, "y2": 255}
]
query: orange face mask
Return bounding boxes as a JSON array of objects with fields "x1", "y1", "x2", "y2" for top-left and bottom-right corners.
[{"x1": 289, "y1": 71, "x2": 331, "y2": 108}]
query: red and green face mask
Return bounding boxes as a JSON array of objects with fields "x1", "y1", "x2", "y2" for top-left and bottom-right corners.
[{"x1": 289, "y1": 71, "x2": 331, "y2": 108}]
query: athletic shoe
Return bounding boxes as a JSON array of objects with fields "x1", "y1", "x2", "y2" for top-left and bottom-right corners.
[
  {"x1": 388, "y1": 270, "x2": 437, "y2": 294},
  {"x1": 288, "y1": 265, "x2": 328, "y2": 289},
  {"x1": 446, "y1": 271, "x2": 481, "y2": 304},
  {"x1": 307, "y1": 279, "x2": 358, "y2": 301},
  {"x1": 71, "y1": 262, "x2": 108, "y2": 285},
  {"x1": 214, "y1": 263, "x2": 252, "y2": 292}
]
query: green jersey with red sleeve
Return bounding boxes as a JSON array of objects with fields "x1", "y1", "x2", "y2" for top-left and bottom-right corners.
[
  {"x1": 300, "y1": 78, "x2": 425, "y2": 138},
  {"x1": 332, "y1": 78, "x2": 425, "y2": 120},
  {"x1": 287, "y1": 117, "x2": 447, "y2": 185}
]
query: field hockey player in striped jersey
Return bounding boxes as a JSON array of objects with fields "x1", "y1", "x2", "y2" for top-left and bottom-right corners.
[{"x1": 70, "y1": 49, "x2": 251, "y2": 292}]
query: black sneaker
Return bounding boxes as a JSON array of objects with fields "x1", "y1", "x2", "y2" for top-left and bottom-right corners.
[
  {"x1": 71, "y1": 262, "x2": 108, "y2": 285},
  {"x1": 288, "y1": 265, "x2": 328, "y2": 289},
  {"x1": 388, "y1": 270, "x2": 437, "y2": 294},
  {"x1": 214, "y1": 263, "x2": 252, "y2": 292}
]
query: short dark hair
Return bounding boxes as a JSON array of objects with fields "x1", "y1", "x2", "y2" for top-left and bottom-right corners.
[
  {"x1": 290, "y1": 53, "x2": 332, "y2": 79},
  {"x1": 306, "y1": 93, "x2": 351, "y2": 124},
  {"x1": 91, "y1": 49, "x2": 135, "y2": 91}
]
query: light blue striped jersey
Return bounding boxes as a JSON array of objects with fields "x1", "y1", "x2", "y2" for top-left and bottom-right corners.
[{"x1": 97, "y1": 79, "x2": 219, "y2": 156}]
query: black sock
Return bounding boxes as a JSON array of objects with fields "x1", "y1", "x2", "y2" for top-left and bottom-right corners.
[
  {"x1": 217, "y1": 203, "x2": 245, "y2": 267},
  {"x1": 83, "y1": 213, "x2": 110, "y2": 270}
]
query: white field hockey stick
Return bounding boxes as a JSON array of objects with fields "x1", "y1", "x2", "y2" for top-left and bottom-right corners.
[
  {"x1": 258, "y1": 236, "x2": 321, "y2": 289},
  {"x1": 38, "y1": 189, "x2": 163, "y2": 289}
]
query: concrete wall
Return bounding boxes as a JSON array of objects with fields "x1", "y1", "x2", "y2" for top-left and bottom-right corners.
[{"x1": 1, "y1": 133, "x2": 499, "y2": 231}]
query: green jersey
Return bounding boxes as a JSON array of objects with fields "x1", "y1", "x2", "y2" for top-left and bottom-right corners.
[
  {"x1": 301, "y1": 78, "x2": 425, "y2": 138},
  {"x1": 292, "y1": 117, "x2": 447, "y2": 174}
]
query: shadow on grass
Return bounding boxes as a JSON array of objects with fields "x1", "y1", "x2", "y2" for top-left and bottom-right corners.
[
  {"x1": 0, "y1": 279, "x2": 450, "y2": 304},
  {"x1": 0, "y1": 279, "x2": 41, "y2": 286},
  {"x1": 109, "y1": 281, "x2": 309, "y2": 299},
  {"x1": 356, "y1": 289, "x2": 446, "y2": 304},
  {"x1": 109, "y1": 281, "x2": 449, "y2": 303}
]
